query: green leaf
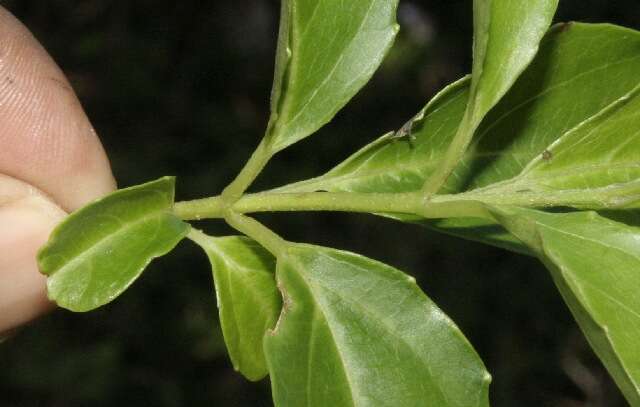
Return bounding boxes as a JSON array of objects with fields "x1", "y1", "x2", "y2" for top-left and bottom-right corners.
[
  {"x1": 467, "y1": 84, "x2": 640, "y2": 209},
  {"x1": 37, "y1": 177, "x2": 189, "y2": 312},
  {"x1": 491, "y1": 207, "x2": 640, "y2": 406},
  {"x1": 189, "y1": 232, "x2": 280, "y2": 381},
  {"x1": 465, "y1": 0, "x2": 558, "y2": 130},
  {"x1": 265, "y1": 0, "x2": 400, "y2": 152},
  {"x1": 274, "y1": 75, "x2": 471, "y2": 194},
  {"x1": 264, "y1": 244, "x2": 491, "y2": 407}
]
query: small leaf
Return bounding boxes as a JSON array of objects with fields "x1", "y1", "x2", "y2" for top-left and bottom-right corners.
[
  {"x1": 264, "y1": 244, "x2": 491, "y2": 407},
  {"x1": 38, "y1": 177, "x2": 189, "y2": 312},
  {"x1": 265, "y1": 0, "x2": 400, "y2": 152},
  {"x1": 491, "y1": 206, "x2": 640, "y2": 406},
  {"x1": 189, "y1": 232, "x2": 280, "y2": 381}
]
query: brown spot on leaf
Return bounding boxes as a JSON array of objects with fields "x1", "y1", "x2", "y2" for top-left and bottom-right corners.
[{"x1": 268, "y1": 280, "x2": 291, "y2": 336}]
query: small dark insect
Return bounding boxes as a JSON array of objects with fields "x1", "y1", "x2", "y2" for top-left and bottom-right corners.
[
  {"x1": 542, "y1": 149, "x2": 553, "y2": 161},
  {"x1": 390, "y1": 117, "x2": 417, "y2": 148}
]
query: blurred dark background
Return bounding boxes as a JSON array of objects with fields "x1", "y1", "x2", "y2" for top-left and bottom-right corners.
[{"x1": 0, "y1": 1, "x2": 638, "y2": 406}]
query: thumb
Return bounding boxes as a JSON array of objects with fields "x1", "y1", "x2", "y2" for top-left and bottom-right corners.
[
  {"x1": 0, "y1": 175, "x2": 66, "y2": 334},
  {"x1": 0, "y1": 6, "x2": 116, "y2": 334}
]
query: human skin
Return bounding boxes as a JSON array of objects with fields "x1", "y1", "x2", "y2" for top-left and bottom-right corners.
[{"x1": 0, "y1": 6, "x2": 116, "y2": 334}]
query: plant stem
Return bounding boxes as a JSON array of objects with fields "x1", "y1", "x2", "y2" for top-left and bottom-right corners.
[
  {"x1": 221, "y1": 137, "x2": 274, "y2": 204},
  {"x1": 234, "y1": 191, "x2": 424, "y2": 215},
  {"x1": 174, "y1": 197, "x2": 225, "y2": 220},
  {"x1": 186, "y1": 228, "x2": 218, "y2": 250},
  {"x1": 175, "y1": 181, "x2": 639, "y2": 223},
  {"x1": 224, "y1": 211, "x2": 288, "y2": 256},
  {"x1": 421, "y1": 110, "x2": 476, "y2": 195},
  {"x1": 174, "y1": 191, "x2": 493, "y2": 221}
]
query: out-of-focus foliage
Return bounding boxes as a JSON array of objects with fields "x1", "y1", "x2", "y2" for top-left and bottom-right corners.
[{"x1": 0, "y1": 1, "x2": 638, "y2": 406}]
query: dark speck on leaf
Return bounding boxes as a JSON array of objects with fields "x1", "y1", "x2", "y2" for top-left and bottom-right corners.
[
  {"x1": 559, "y1": 21, "x2": 573, "y2": 32},
  {"x1": 542, "y1": 149, "x2": 553, "y2": 161}
]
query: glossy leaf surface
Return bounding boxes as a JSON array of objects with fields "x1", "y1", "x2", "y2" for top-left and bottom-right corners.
[
  {"x1": 38, "y1": 177, "x2": 189, "y2": 312},
  {"x1": 264, "y1": 244, "x2": 491, "y2": 407},
  {"x1": 265, "y1": 0, "x2": 400, "y2": 152},
  {"x1": 491, "y1": 207, "x2": 640, "y2": 406},
  {"x1": 190, "y1": 232, "x2": 280, "y2": 381},
  {"x1": 465, "y1": 0, "x2": 558, "y2": 130}
]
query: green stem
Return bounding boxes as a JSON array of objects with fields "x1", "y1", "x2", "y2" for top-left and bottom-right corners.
[
  {"x1": 175, "y1": 180, "x2": 639, "y2": 223},
  {"x1": 186, "y1": 227, "x2": 218, "y2": 249},
  {"x1": 234, "y1": 191, "x2": 424, "y2": 215},
  {"x1": 174, "y1": 191, "x2": 491, "y2": 221},
  {"x1": 224, "y1": 211, "x2": 288, "y2": 257},
  {"x1": 221, "y1": 137, "x2": 274, "y2": 204},
  {"x1": 174, "y1": 197, "x2": 225, "y2": 220},
  {"x1": 421, "y1": 110, "x2": 476, "y2": 195}
]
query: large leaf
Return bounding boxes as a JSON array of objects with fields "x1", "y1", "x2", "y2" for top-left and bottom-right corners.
[
  {"x1": 264, "y1": 244, "x2": 491, "y2": 407},
  {"x1": 275, "y1": 23, "x2": 640, "y2": 252},
  {"x1": 189, "y1": 232, "x2": 280, "y2": 381},
  {"x1": 491, "y1": 207, "x2": 640, "y2": 406},
  {"x1": 38, "y1": 177, "x2": 189, "y2": 312},
  {"x1": 466, "y1": 84, "x2": 640, "y2": 209},
  {"x1": 265, "y1": 0, "x2": 400, "y2": 152}
]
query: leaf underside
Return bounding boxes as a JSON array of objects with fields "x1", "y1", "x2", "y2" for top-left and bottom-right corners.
[
  {"x1": 492, "y1": 207, "x2": 640, "y2": 405},
  {"x1": 37, "y1": 177, "x2": 189, "y2": 312},
  {"x1": 190, "y1": 233, "x2": 281, "y2": 381},
  {"x1": 264, "y1": 244, "x2": 491, "y2": 407}
]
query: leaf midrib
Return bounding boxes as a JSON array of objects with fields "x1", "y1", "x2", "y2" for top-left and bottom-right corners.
[
  {"x1": 53, "y1": 210, "x2": 171, "y2": 277},
  {"x1": 290, "y1": 251, "x2": 460, "y2": 406}
]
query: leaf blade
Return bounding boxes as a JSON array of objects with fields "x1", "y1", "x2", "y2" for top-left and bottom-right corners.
[
  {"x1": 189, "y1": 233, "x2": 281, "y2": 381},
  {"x1": 491, "y1": 207, "x2": 640, "y2": 405},
  {"x1": 266, "y1": 0, "x2": 400, "y2": 152},
  {"x1": 467, "y1": 0, "x2": 559, "y2": 127},
  {"x1": 38, "y1": 177, "x2": 189, "y2": 312},
  {"x1": 264, "y1": 244, "x2": 491, "y2": 407}
]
